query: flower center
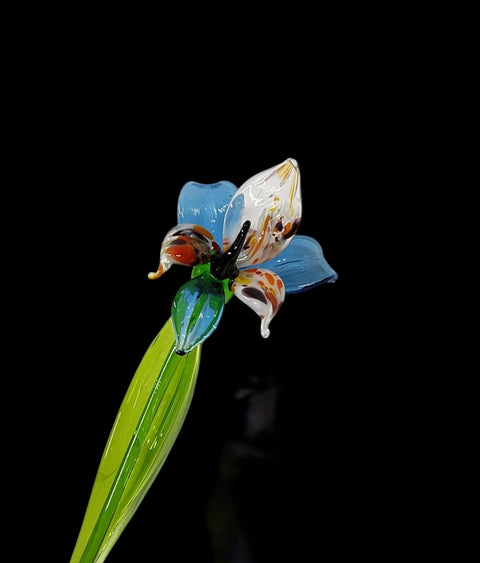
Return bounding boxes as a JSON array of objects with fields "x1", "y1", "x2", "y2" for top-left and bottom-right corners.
[{"x1": 210, "y1": 220, "x2": 251, "y2": 285}]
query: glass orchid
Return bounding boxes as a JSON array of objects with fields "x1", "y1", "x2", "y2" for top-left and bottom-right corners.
[
  {"x1": 70, "y1": 158, "x2": 338, "y2": 563},
  {"x1": 148, "y1": 158, "x2": 338, "y2": 354}
]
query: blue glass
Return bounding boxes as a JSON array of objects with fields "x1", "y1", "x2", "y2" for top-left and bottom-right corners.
[
  {"x1": 261, "y1": 235, "x2": 338, "y2": 293},
  {"x1": 177, "y1": 181, "x2": 238, "y2": 246}
]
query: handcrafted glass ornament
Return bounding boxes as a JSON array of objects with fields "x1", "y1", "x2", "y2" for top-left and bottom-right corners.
[
  {"x1": 148, "y1": 158, "x2": 338, "y2": 353},
  {"x1": 70, "y1": 158, "x2": 338, "y2": 562}
]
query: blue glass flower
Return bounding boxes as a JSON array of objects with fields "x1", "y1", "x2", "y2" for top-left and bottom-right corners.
[{"x1": 148, "y1": 158, "x2": 338, "y2": 354}]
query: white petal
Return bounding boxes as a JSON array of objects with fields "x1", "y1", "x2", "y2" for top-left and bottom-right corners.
[
  {"x1": 223, "y1": 158, "x2": 302, "y2": 267},
  {"x1": 232, "y1": 268, "x2": 285, "y2": 338}
]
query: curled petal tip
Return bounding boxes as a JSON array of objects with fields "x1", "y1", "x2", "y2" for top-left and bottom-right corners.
[
  {"x1": 260, "y1": 317, "x2": 271, "y2": 338},
  {"x1": 148, "y1": 266, "x2": 164, "y2": 280}
]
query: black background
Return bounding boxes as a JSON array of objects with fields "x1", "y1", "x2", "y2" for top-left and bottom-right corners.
[
  {"x1": 53, "y1": 141, "x2": 375, "y2": 562},
  {"x1": 19, "y1": 24, "x2": 399, "y2": 563}
]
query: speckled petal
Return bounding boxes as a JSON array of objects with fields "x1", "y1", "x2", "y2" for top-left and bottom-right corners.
[
  {"x1": 231, "y1": 267, "x2": 285, "y2": 338},
  {"x1": 223, "y1": 158, "x2": 302, "y2": 267},
  {"x1": 148, "y1": 223, "x2": 219, "y2": 280},
  {"x1": 177, "y1": 181, "x2": 238, "y2": 245},
  {"x1": 260, "y1": 235, "x2": 339, "y2": 293}
]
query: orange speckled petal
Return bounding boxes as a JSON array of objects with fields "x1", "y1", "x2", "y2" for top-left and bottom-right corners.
[
  {"x1": 223, "y1": 158, "x2": 302, "y2": 268},
  {"x1": 148, "y1": 223, "x2": 218, "y2": 279},
  {"x1": 232, "y1": 267, "x2": 285, "y2": 338}
]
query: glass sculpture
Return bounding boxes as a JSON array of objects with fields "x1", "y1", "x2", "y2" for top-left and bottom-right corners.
[{"x1": 70, "y1": 158, "x2": 338, "y2": 562}]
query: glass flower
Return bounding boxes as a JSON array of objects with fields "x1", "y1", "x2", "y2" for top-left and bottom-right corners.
[{"x1": 148, "y1": 158, "x2": 338, "y2": 354}]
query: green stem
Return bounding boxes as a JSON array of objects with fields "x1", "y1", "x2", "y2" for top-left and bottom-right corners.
[
  {"x1": 70, "y1": 320, "x2": 201, "y2": 563},
  {"x1": 79, "y1": 344, "x2": 177, "y2": 561}
]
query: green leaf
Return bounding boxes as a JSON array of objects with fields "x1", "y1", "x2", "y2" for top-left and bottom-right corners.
[
  {"x1": 172, "y1": 272, "x2": 225, "y2": 354},
  {"x1": 70, "y1": 318, "x2": 202, "y2": 563}
]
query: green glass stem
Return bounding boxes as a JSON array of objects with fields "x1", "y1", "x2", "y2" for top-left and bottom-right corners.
[{"x1": 70, "y1": 319, "x2": 201, "y2": 563}]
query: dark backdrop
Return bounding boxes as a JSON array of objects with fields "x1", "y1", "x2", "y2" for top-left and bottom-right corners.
[
  {"x1": 25, "y1": 39, "x2": 389, "y2": 562},
  {"x1": 54, "y1": 140, "x2": 374, "y2": 563}
]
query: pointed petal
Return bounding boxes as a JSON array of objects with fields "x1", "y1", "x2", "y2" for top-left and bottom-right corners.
[
  {"x1": 223, "y1": 158, "x2": 302, "y2": 267},
  {"x1": 177, "y1": 181, "x2": 238, "y2": 245},
  {"x1": 232, "y1": 267, "x2": 285, "y2": 338},
  {"x1": 148, "y1": 223, "x2": 219, "y2": 280},
  {"x1": 171, "y1": 274, "x2": 225, "y2": 354},
  {"x1": 260, "y1": 235, "x2": 339, "y2": 293}
]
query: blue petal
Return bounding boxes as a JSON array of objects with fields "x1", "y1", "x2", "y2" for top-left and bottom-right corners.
[
  {"x1": 260, "y1": 235, "x2": 338, "y2": 294},
  {"x1": 177, "y1": 181, "x2": 238, "y2": 245}
]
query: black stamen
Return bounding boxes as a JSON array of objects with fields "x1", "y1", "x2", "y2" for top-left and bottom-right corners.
[{"x1": 210, "y1": 220, "x2": 251, "y2": 282}]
